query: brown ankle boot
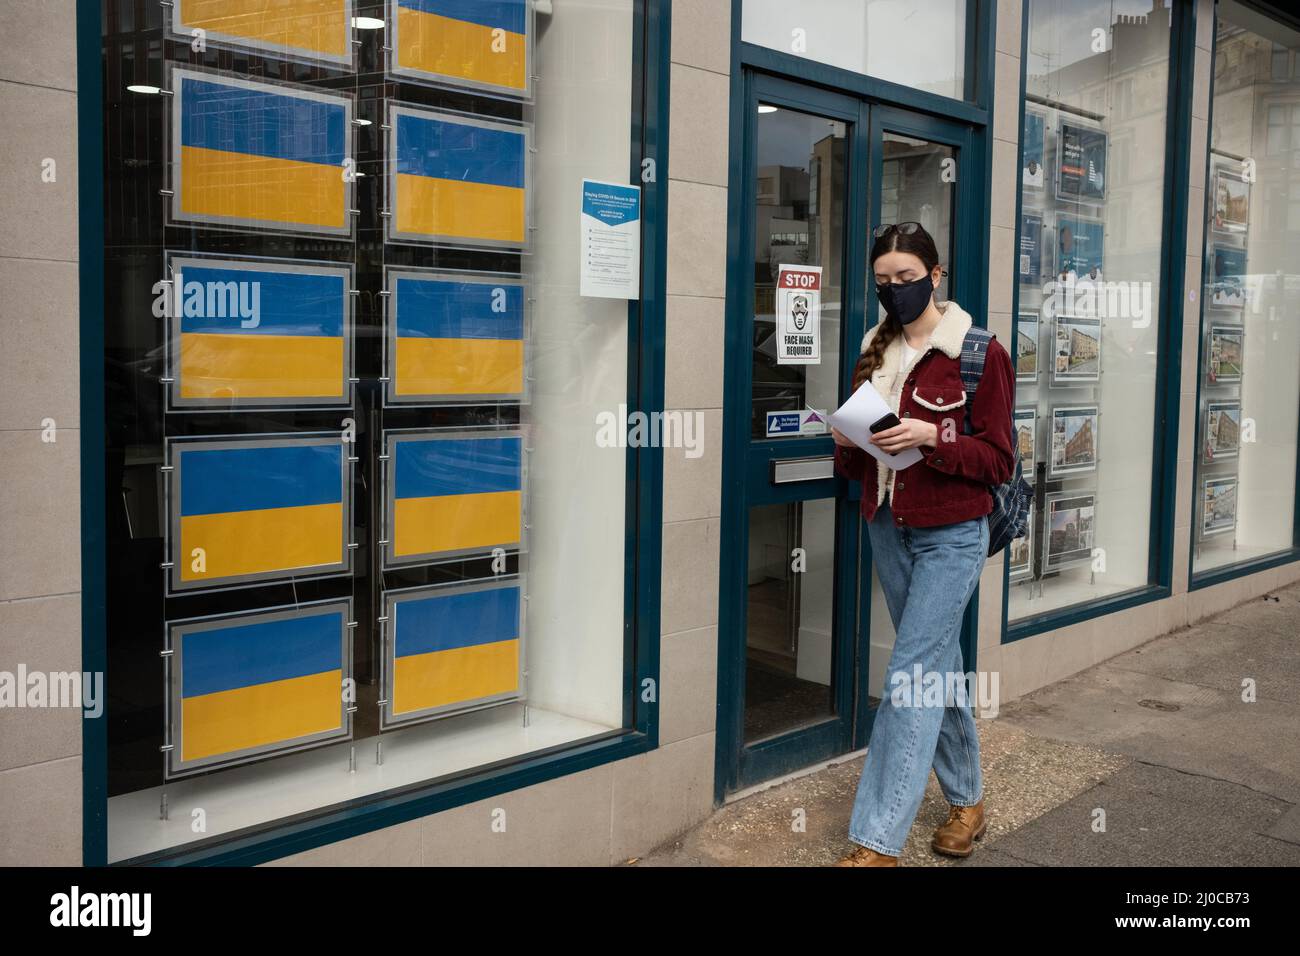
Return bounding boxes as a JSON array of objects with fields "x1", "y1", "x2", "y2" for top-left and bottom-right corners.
[
  {"x1": 931, "y1": 800, "x2": 986, "y2": 857},
  {"x1": 834, "y1": 845, "x2": 899, "y2": 867}
]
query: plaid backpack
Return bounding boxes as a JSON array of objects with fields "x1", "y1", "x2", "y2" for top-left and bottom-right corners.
[{"x1": 958, "y1": 326, "x2": 1032, "y2": 557}]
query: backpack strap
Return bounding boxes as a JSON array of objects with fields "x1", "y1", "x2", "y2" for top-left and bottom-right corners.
[{"x1": 959, "y1": 326, "x2": 994, "y2": 435}]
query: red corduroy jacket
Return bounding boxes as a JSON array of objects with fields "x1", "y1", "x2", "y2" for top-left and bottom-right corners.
[{"x1": 833, "y1": 302, "x2": 1017, "y2": 529}]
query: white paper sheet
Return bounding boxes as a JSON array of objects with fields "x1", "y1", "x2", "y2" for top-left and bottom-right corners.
[{"x1": 828, "y1": 380, "x2": 923, "y2": 471}]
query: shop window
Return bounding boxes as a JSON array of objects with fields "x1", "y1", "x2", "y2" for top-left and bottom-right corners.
[
  {"x1": 1190, "y1": 1, "x2": 1300, "y2": 579},
  {"x1": 1006, "y1": 0, "x2": 1176, "y2": 623},
  {"x1": 101, "y1": 0, "x2": 650, "y2": 862},
  {"x1": 740, "y1": 0, "x2": 968, "y2": 101}
]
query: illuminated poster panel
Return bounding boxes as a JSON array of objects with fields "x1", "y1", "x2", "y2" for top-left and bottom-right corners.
[
  {"x1": 170, "y1": 68, "x2": 353, "y2": 236},
  {"x1": 168, "y1": 255, "x2": 353, "y2": 409},
  {"x1": 387, "y1": 103, "x2": 530, "y2": 249},
  {"x1": 384, "y1": 429, "x2": 524, "y2": 567},
  {"x1": 382, "y1": 580, "x2": 522, "y2": 728},
  {"x1": 166, "y1": 600, "x2": 353, "y2": 777},
  {"x1": 385, "y1": 269, "x2": 526, "y2": 405},
  {"x1": 167, "y1": 435, "x2": 351, "y2": 592},
  {"x1": 389, "y1": 0, "x2": 533, "y2": 100},
  {"x1": 172, "y1": 0, "x2": 355, "y2": 67}
]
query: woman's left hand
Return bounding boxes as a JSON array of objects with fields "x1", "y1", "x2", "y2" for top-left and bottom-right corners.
[{"x1": 869, "y1": 420, "x2": 938, "y2": 453}]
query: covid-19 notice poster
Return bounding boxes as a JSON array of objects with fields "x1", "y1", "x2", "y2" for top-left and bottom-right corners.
[{"x1": 775, "y1": 264, "x2": 821, "y2": 365}]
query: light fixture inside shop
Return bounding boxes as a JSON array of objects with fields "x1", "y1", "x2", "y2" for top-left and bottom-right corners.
[
  {"x1": 758, "y1": 104, "x2": 778, "y2": 113},
  {"x1": 352, "y1": 16, "x2": 385, "y2": 29},
  {"x1": 127, "y1": 84, "x2": 161, "y2": 95}
]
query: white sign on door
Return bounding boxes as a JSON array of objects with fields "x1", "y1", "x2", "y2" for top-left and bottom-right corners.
[{"x1": 775, "y1": 264, "x2": 821, "y2": 365}]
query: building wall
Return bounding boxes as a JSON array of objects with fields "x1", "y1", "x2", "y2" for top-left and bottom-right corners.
[
  {"x1": 0, "y1": 0, "x2": 84, "y2": 866},
  {"x1": 1, "y1": 0, "x2": 1294, "y2": 867}
]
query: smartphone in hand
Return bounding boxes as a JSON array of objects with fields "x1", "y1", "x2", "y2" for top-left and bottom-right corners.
[{"x1": 869, "y1": 412, "x2": 901, "y2": 434}]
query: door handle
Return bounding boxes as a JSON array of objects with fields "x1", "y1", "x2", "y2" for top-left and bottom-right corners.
[{"x1": 770, "y1": 456, "x2": 835, "y2": 484}]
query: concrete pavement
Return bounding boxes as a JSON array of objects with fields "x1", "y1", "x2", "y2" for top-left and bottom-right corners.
[{"x1": 629, "y1": 583, "x2": 1300, "y2": 866}]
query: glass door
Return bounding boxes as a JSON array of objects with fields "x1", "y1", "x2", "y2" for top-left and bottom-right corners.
[
  {"x1": 718, "y1": 76, "x2": 980, "y2": 795},
  {"x1": 719, "y1": 74, "x2": 868, "y2": 790}
]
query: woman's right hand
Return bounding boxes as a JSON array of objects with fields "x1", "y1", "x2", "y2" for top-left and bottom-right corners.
[{"x1": 831, "y1": 426, "x2": 855, "y2": 447}]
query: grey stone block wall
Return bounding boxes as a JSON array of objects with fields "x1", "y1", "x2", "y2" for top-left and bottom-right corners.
[{"x1": 0, "y1": 0, "x2": 83, "y2": 867}]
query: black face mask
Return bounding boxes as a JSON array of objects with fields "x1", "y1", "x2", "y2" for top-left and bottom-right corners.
[{"x1": 876, "y1": 274, "x2": 934, "y2": 325}]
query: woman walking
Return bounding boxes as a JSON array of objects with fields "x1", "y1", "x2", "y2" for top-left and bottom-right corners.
[{"x1": 832, "y1": 222, "x2": 1016, "y2": 867}]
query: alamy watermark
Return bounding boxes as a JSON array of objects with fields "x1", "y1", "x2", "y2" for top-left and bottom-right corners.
[
  {"x1": 152, "y1": 276, "x2": 262, "y2": 328},
  {"x1": 596, "y1": 404, "x2": 705, "y2": 459},
  {"x1": 50, "y1": 886, "x2": 151, "y2": 936},
  {"x1": 0, "y1": 666, "x2": 104, "y2": 718},
  {"x1": 888, "y1": 665, "x2": 1001, "y2": 718},
  {"x1": 1039, "y1": 272, "x2": 1153, "y2": 328}
]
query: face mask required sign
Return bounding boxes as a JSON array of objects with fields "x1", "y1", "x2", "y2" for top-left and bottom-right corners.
[{"x1": 775, "y1": 264, "x2": 821, "y2": 364}]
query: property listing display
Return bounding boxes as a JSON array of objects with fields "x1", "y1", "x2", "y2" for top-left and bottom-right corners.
[
  {"x1": 158, "y1": 54, "x2": 365, "y2": 785},
  {"x1": 1008, "y1": 0, "x2": 1184, "y2": 621},
  {"x1": 1195, "y1": 159, "x2": 1250, "y2": 553},
  {"x1": 381, "y1": 579, "x2": 523, "y2": 728},
  {"x1": 101, "y1": 0, "x2": 643, "y2": 862},
  {"x1": 1189, "y1": 8, "x2": 1300, "y2": 577},
  {"x1": 168, "y1": 68, "x2": 355, "y2": 236},
  {"x1": 165, "y1": 600, "x2": 355, "y2": 777},
  {"x1": 384, "y1": 269, "x2": 527, "y2": 404},
  {"x1": 166, "y1": 255, "x2": 355, "y2": 409},
  {"x1": 1010, "y1": 104, "x2": 1109, "y2": 593},
  {"x1": 169, "y1": 0, "x2": 357, "y2": 66}
]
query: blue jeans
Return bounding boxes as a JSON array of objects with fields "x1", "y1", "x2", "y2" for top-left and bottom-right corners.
[{"x1": 847, "y1": 502, "x2": 988, "y2": 856}]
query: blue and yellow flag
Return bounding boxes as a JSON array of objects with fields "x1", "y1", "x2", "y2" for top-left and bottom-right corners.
[
  {"x1": 391, "y1": 273, "x2": 524, "y2": 401},
  {"x1": 391, "y1": 584, "x2": 520, "y2": 717},
  {"x1": 176, "y1": 440, "x2": 346, "y2": 588},
  {"x1": 177, "y1": 606, "x2": 346, "y2": 767},
  {"x1": 393, "y1": 0, "x2": 529, "y2": 98},
  {"x1": 175, "y1": 259, "x2": 349, "y2": 406},
  {"x1": 175, "y1": 0, "x2": 353, "y2": 66},
  {"x1": 391, "y1": 106, "x2": 527, "y2": 247},
  {"x1": 390, "y1": 433, "x2": 522, "y2": 560},
  {"x1": 175, "y1": 70, "x2": 350, "y2": 234}
]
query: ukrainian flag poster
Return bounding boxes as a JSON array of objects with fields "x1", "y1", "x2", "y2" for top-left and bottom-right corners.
[
  {"x1": 166, "y1": 600, "x2": 352, "y2": 776},
  {"x1": 385, "y1": 268, "x2": 526, "y2": 405},
  {"x1": 384, "y1": 429, "x2": 524, "y2": 567},
  {"x1": 389, "y1": 0, "x2": 532, "y2": 100},
  {"x1": 387, "y1": 103, "x2": 530, "y2": 249},
  {"x1": 382, "y1": 580, "x2": 522, "y2": 727},
  {"x1": 171, "y1": 0, "x2": 355, "y2": 67},
  {"x1": 168, "y1": 255, "x2": 353, "y2": 409},
  {"x1": 168, "y1": 435, "x2": 351, "y2": 592},
  {"x1": 170, "y1": 68, "x2": 353, "y2": 236}
]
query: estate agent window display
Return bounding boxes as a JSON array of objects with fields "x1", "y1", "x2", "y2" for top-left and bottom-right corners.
[
  {"x1": 1192, "y1": 2, "x2": 1300, "y2": 575},
  {"x1": 1007, "y1": 0, "x2": 1176, "y2": 621},
  {"x1": 103, "y1": 0, "x2": 644, "y2": 862},
  {"x1": 1012, "y1": 103, "x2": 1107, "y2": 600}
]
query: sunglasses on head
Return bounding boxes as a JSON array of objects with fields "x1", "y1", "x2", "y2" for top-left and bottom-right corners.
[{"x1": 872, "y1": 221, "x2": 922, "y2": 239}]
